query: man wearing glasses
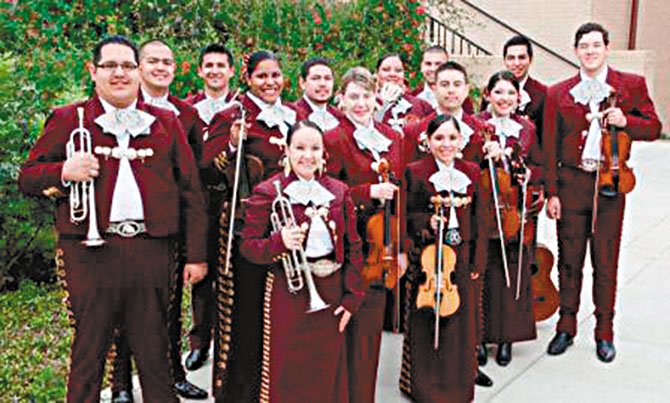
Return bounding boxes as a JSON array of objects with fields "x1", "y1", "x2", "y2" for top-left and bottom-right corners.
[
  {"x1": 107, "y1": 39, "x2": 208, "y2": 402},
  {"x1": 18, "y1": 36, "x2": 208, "y2": 402}
]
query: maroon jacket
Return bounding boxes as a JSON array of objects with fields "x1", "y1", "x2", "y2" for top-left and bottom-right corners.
[
  {"x1": 403, "y1": 156, "x2": 490, "y2": 276},
  {"x1": 203, "y1": 93, "x2": 298, "y2": 184},
  {"x1": 240, "y1": 172, "x2": 366, "y2": 312},
  {"x1": 522, "y1": 76, "x2": 548, "y2": 146},
  {"x1": 18, "y1": 95, "x2": 208, "y2": 262},
  {"x1": 543, "y1": 68, "x2": 661, "y2": 196},
  {"x1": 324, "y1": 118, "x2": 405, "y2": 213},
  {"x1": 403, "y1": 111, "x2": 492, "y2": 165},
  {"x1": 288, "y1": 96, "x2": 345, "y2": 123},
  {"x1": 138, "y1": 91, "x2": 206, "y2": 163}
]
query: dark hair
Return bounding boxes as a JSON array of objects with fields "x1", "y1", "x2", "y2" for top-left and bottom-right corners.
[
  {"x1": 139, "y1": 39, "x2": 172, "y2": 59},
  {"x1": 286, "y1": 120, "x2": 324, "y2": 145},
  {"x1": 246, "y1": 50, "x2": 280, "y2": 76},
  {"x1": 574, "y1": 22, "x2": 610, "y2": 47},
  {"x1": 375, "y1": 53, "x2": 404, "y2": 72},
  {"x1": 503, "y1": 35, "x2": 533, "y2": 59},
  {"x1": 93, "y1": 36, "x2": 139, "y2": 65},
  {"x1": 435, "y1": 61, "x2": 469, "y2": 83},
  {"x1": 426, "y1": 114, "x2": 461, "y2": 138},
  {"x1": 300, "y1": 57, "x2": 333, "y2": 79},
  {"x1": 422, "y1": 45, "x2": 448, "y2": 59},
  {"x1": 486, "y1": 70, "x2": 519, "y2": 93},
  {"x1": 198, "y1": 43, "x2": 234, "y2": 67}
]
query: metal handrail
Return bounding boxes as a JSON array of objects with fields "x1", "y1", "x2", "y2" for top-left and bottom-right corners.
[
  {"x1": 427, "y1": 15, "x2": 492, "y2": 56},
  {"x1": 459, "y1": 0, "x2": 579, "y2": 69}
]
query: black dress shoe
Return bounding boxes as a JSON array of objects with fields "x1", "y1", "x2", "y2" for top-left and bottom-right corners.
[
  {"x1": 596, "y1": 339, "x2": 616, "y2": 363},
  {"x1": 111, "y1": 390, "x2": 133, "y2": 403},
  {"x1": 496, "y1": 342, "x2": 512, "y2": 366},
  {"x1": 174, "y1": 380, "x2": 208, "y2": 399},
  {"x1": 547, "y1": 331, "x2": 574, "y2": 356},
  {"x1": 185, "y1": 348, "x2": 208, "y2": 371},
  {"x1": 477, "y1": 343, "x2": 488, "y2": 366},
  {"x1": 475, "y1": 368, "x2": 493, "y2": 387}
]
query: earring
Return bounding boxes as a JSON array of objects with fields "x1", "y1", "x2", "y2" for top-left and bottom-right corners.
[{"x1": 282, "y1": 155, "x2": 291, "y2": 177}]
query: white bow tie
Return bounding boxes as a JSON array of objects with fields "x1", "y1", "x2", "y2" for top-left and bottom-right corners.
[
  {"x1": 194, "y1": 97, "x2": 231, "y2": 124},
  {"x1": 429, "y1": 167, "x2": 471, "y2": 194},
  {"x1": 95, "y1": 108, "x2": 155, "y2": 138},
  {"x1": 283, "y1": 179, "x2": 335, "y2": 206},
  {"x1": 570, "y1": 79, "x2": 612, "y2": 106},
  {"x1": 353, "y1": 126, "x2": 392, "y2": 161},
  {"x1": 147, "y1": 97, "x2": 180, "y2": 116},
  {"x1": 309, "y1": 109, "x2": 339, "y2": 132},
  {"x1": 257, "y1": 103, "x2": 297, "y2": 136},
  {"x1": 488, "y1": 117, "x2": 522, "y2": 140}
]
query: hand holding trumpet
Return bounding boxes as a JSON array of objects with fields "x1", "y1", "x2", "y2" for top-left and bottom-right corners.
[
  {"x1": 281, "y1": 224, "x2": 307, "y2": 250},
  {"x1": 62, "y1": 152, "x2": 100, "y2": 182}
]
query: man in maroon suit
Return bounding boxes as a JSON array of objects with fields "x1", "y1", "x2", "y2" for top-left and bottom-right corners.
[
  {"x1": 288, "y1": 57, "x2": 344, "y2": 132},
  {"x1": 186, "y1": 44, "x2": 236, "y2": 128},
  {"x1": 410, "y1": 45, "x2": 475, "y2": 115},
  {"x1": 18, "y1": 36, "x2": 208, "y2": 402},
  {"x1": 108, "y1": 39, "x2": 208, "y2": 401},
  {"x1": 544, "y1": 23, "x2": 661, "y2": 362},
  {"x1": 503, "y1": 35, "x2": 547, "y2": 146}
]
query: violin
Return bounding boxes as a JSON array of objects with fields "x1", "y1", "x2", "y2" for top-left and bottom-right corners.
[
  {"x1": 598, "y1": 91, "x2": 636, "y2": 196},
  {"x1": 416, "y1": 195, "x2": 460, "y2": 350},
  {"x1": 363, "y1": 158, "x2": 401, "y2": 332},
  {"x1": 480, "y1": 126, "x2": 521, "y2": 241}
]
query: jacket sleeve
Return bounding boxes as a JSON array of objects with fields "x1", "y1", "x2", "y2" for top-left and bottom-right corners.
[
  {"x1": 18, "y1": 108, "x2": 70, "y2": 198},
  {"x1": 239, "y1": 184, "x2": 289, "y2": 265},
  {"x1": 172, "y1": 115, "x2": 208, "y2": 263},
  {"x1": 340, "y1": 190, "x2": 366, "y2": 313},
  {"x1": 542, "y1": 86, "x2": 561, "y2": 197},
  {"x1": 623, "y1": 76, "x2": 661, "y2": 141}
]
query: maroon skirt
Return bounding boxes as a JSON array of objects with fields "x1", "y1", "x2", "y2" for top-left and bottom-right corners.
[
  {"x1": 401, "y1": 253, "x2": 477, "y2": 403},
  {"x1": 482, "y1": 241, "x2": 537, "y2": 343},
  {"x1": 265, "y1": 266, "x2": 349, "y2": 403}
]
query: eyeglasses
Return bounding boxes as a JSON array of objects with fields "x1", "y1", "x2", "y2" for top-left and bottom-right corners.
[{"x1": 96, "y1": 62, "x2": 139, "y2": 72}]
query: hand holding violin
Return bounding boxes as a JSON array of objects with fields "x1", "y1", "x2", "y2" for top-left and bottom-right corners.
[
  {"x1": 370, "y1": 182, "x2": 398, "y2": 201},
  {"x1": 603, "y1": 106, "x2": 627, "y2": 128},
  {"x1": 483, "y1": 140, "x2": 504, "y2": 161}
]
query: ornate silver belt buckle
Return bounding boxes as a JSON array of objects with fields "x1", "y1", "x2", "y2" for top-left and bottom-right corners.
[
  {"x1": 579, "y1": 159, "x2": 598, "y2": 173},
  {"x1": 107, "y1": 221, "x2": 146, "y2": 238}
]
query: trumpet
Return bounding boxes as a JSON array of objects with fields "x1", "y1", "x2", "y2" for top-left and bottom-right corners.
[
  {"x1": 270, "y1": 180, "x2": 329, "y2": 313},
  {"x1": 66, "y1": 107, "x2": 105, "y2": 247}
]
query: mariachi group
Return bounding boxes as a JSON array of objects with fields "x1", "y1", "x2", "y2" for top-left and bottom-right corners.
[{"x1": 18, "y1": 20, "x2": 661, "y2": 403}]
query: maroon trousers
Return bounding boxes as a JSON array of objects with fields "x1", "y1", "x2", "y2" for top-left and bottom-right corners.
[
  {"x1": 346, "y1": 288, "x2": 386, "y2": 403},
  {"x1": 556, "y1": 167, "x2": 625, "y2": 341},
  {"x1": 59, "y1": 236, "x2": 178, "y2": 403},
  {"x1": 110, "y1": 259, "x2": 186, "y2": 392}
]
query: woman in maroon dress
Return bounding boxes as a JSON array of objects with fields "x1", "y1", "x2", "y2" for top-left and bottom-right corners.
[
  {"x1": 324, "y1": 67, "x2": 407, "y2": 403},
  {"x1": 375, "y1": 53, "x2": 433, "y2": 133},
  {"x1": 239, "y1": 120, "x2": 365, "y2": 403},
  {"x1": 476, "y1": 71, "x2": 542, "y2": 366},
  {"x1": 202, "y1": 50, "x2": 298, "y2": 402},
  {"x1": 400, "y1": 114, "x2": 490, "y2": 402}
]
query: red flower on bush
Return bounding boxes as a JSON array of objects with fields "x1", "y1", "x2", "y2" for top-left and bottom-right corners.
[
  {"x1": 416, "y1": 6, "x2": 426, "y2": 16},
  {"x1": 181, "y1": 61, "x2": 191, "y2": 73},
  {"x1": 312, "y1": 10, "x2": 322, "y2": 25},
  {"x1": 315, "y1": 43, "x2": 323, "y2": 50},
  {"x1": 403, "y1": 43, "x2": 413, "y2": 52}
]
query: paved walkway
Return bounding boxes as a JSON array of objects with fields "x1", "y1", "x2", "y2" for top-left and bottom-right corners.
[{"x1": 104, "y1": 141, "x2": 670, "y2": 402}]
